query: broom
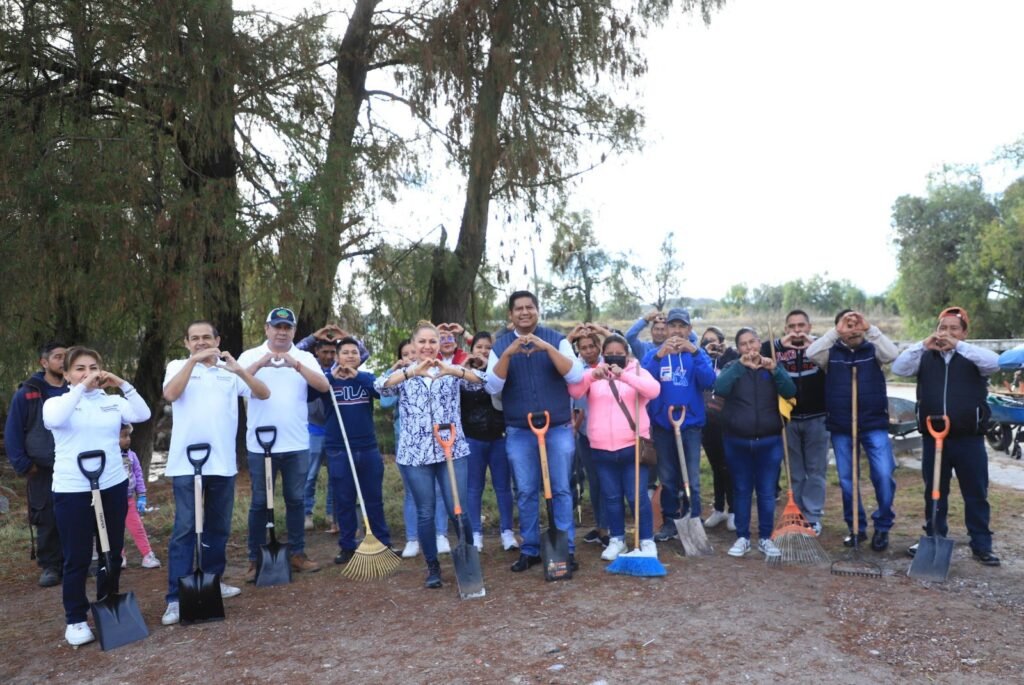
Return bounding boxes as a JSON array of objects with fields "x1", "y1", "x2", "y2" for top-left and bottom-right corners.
[
  {"x1": 328, "y1": 381, "x2": 400, "y2": 580},
  {"x1": 607, "y1": 362, "x2": 667, "y2": 577},
  {"x1": 764, "y1": 330, "x2": 829, "y2": 567}
]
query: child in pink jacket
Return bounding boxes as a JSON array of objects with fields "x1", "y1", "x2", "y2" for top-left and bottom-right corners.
[
  {"x1": 569, "y1": 335, "x2": 660, "y2": 561},
  {"x1": 120, "y1": 424, "x2": 160, "y2": 569}
]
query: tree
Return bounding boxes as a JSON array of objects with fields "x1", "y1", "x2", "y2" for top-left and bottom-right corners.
[
  {"x1": 650, "y1": 231, "x2": 684, "y2": 310},
  {"x1": 721, "y1": 284, "x2": 749, "y2": 314},
  {"x1": 548, "y1": 207, "x2": 616, "y2": 322},
  {"x1": 979, "y1": 177, "x2": 1024, "y2": 336}
]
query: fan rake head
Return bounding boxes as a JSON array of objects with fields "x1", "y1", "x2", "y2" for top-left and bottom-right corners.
[{"x1": 342, "y1": 532, "x2": 401, "y2": 581}]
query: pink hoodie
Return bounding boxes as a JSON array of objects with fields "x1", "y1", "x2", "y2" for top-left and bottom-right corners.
[{"x1": 568, "y1": 361, "x2": 660, "y2": 451}]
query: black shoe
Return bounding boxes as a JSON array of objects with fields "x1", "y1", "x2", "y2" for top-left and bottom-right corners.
[
  {"x1": 599, "y1": 535, "x2": 610, "y2": 548},
  {"x1": 510, "y1": 553, "x2": 542, "y2": 572},
  {"x1": 871, "y1": 530, "x2": 889, "y2": 552},
  {"x1": 569, "y1": 553, "x2": 579, "y2": 573},
  {"x1": 582, "y1": 529, "x2": 602, "y2": 544},
  {"x1": 843, "y1": 531, "x2": 868, "y2": 547},
  {"x1": 425, "y1": 560, "x2": 443, "y2": 588},
  {"x1": 334, "y1": 548, "x2": 355, "y2": 565},
  {"x1": 972, "y1": 549, "x2": 1001, "y2": 567},
  {"x1": 38, "y1": 567, "x2": 61, "y2": 588},
  {"x1": 907, "y1": 543, "x2": 918, "y2": 558}
]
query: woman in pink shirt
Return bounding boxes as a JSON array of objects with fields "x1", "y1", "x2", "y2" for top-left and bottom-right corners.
[{"x1": 569, "y1": 335, "x2": 660, "y2": 561}]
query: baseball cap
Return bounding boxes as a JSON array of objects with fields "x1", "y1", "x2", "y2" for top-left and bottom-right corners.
[
  {"x1": 938, "y1": 306, "x2": 968, "y2": 329},
  {"x1": 665, "y1": 308, "x2": 691, "y2": 326},
  {"x1": 266, "y1": 307, "x2": 297, "y2": 327}
]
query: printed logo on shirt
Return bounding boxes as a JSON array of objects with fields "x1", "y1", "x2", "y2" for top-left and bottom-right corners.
[
  {"x1": 333, "y1": 386, "x2": 370, "y2": 404},
  {"x1": 660, "y1": 365, "x2": 673, "y2": 382},
  {"x1": 100, "y1": 405, "x2": 121, "y2": 413},
  {"x1": 672, "y1": 365, "x2": 689, "y2": 387}
]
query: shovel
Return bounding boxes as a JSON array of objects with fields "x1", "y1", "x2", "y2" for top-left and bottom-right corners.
[
  {"x1": 77, "y1": 450, "x2": 149, "y2": 651},
  {"x1": 528, "y1": 411, "x2": 572, "y2": 581},
  {"x1": 668, "y1": 406, "x2": 713, "y2": 556},
  {"x1": 178, "y1": 443, "x2": 225, "y2": 624},
  {"x1": 908, "y1": 415, "x2": 955, "y2": 582},
  {"x1": 434, "y1": 424, "x2": 486, "y2": 599},
  {"x1": 254, "y1": 426, "x2": 291, "y2": 587}
]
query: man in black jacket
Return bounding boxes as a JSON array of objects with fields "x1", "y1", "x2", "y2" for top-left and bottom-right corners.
[{"x1": 892, "y1": 306, "x2": 1001, "y2": 566}]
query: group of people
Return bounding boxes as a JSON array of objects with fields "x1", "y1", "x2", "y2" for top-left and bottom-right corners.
[{"x1": 3, "y1": 293, "x2": 1003, "y2": 648}]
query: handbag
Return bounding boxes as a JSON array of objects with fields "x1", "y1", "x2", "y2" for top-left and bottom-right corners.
[{"x1": 608, "y1": 379, "x2": 659, "y2": 466}]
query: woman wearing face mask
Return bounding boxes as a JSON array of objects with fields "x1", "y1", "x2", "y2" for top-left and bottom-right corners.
[
  {"x1": 42, "y1": 347, "x2": 152, "y2": 646},
  {"x1": 568, "y1": 335, "x2": 661, "y2": 561},
  {"x1": 713, "y1": 328, "x2": 795, "y2": 560},
  {"x1": 375, "y1": 321, "x2": 485, "y2": 589},
  {"x1": 699, "y1": 326, "x2": 740, "y2": 531},
  {"x1": 460, "y1": 331, "x2": 518, "y2": 552}
]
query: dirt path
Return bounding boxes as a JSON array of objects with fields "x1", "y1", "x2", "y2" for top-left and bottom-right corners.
[{"x1": 3, "y1": 465, "x2": 1024, "y2": 685}]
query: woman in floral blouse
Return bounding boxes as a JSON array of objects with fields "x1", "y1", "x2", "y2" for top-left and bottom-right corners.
[{"x1": 375, "y1": 321, "x2": 485, "y2": 589}]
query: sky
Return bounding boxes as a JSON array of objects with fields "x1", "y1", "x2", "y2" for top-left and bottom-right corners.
[{"x1": 250, "y1": 0, "x2": 1024, "y2": 301}]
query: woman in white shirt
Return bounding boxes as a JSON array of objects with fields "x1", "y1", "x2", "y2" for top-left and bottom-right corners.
[{"x1": 43, "y1": 347, "x2": 151, "y2": 647}]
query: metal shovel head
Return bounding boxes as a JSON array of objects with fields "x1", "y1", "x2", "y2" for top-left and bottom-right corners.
[
  {"x1": 673, "y1": 514, "x2": 699, "y2": 557},
  {"x1": 681, "y1": 517, "x2": 714, "y2": 556},
  {"x1": 451, "y1": 540, "x2": 486, "y2": 599},
  {"x1": 255, "y1": 535, "x2": 291, "y2": 587},
  {"x1": 908, "y1": 534, "x2": 954, "y2": 582},
  {"x1": 178, "y1": 569, "x2": 225, "y2": 624},
  {"x1": 91, "y1": 591, "x2": 149, "y2": 651},
  {"x1": 541, "y1": 499, "x2": 572, "y2": 581}
]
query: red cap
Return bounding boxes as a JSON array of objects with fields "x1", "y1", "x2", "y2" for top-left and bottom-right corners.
[{"x1": 938, "y1": 306, "x2": 968, "y2": 329}]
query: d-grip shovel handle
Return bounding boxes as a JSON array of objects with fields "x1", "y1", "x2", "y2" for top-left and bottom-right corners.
[
  {"x1": 187, "y1": 444, "x2": 211, "y2": 537},
  {"x1": 187, "y1": 443, "x2": 211, "y2": 473},
  {"x1": 667, "y1": 406, "x2": 692, "y2": 498},
  {"x1": 255, "y1": 426, "x2": 277, "y2": 452},
  {"x1": 76, "y1": 450, "x2": 111, "y2": 555},
  {"x1": 925, "y1": 415, "x2": 950, "y2": 501},
  {"x1": 255, "y1": 426, "x2": 277, "y2": 519},
  {"x1": 667, "y1": 405, "x2": 687, "y2": 430},
  {"x1": 433, "y1": 424, "x2": 464, "y2": 515},
  {"x1": 528, "y1": 411, "x2": 554, "y2": 500},
  {"x1": 77, "y1": 450, "x2": 106, "y2": 488}
]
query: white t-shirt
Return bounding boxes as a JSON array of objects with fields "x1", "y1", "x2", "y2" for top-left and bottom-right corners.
[
  {"x1": 237, "y1": 341, "x2": 321, "y2": 454},
  {"x1": 163, "y1": 359, "x2": 253, "y2": 477}
]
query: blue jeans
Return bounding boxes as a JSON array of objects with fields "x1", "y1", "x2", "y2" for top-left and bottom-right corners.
[
  {"x1": 247, "y1": 449, "x2": 309, "y2": 559},
  {"x1": 54, "y1": 484, "x2": 128, "y2": 624},
  {"x1": 399, "y1": 458, "x2": 468, "y2": 562},
  {"x1": 831, "y1": 430, "x2": 897, "y2": 533},
  {"x1": 576, "y1": 434, "x2": 607, "y2": 529},
  {"x1": 505, "y1": 423, "x2": 576, "y2": 556},
  {"x1": 327, "y1": 446, "x2": 391, "y2": 550},
  {"x1": 303, "y1": 433, "x2": 333, "y2": 518},
  {"x1": 166, "y1": 475, "x2": 235, "y2": 602},
  {"x1": 466, "y1": 436, "x2": 514, "y2": 533},
  {"x1": 920, "y1": 434, "x2": 991, "y2": 553},
  {"x1": 401, "y1": 473, "x2": 448, "y2": 541},
  {"x1": 653, "y1": 423, "x2": 703, "y2": 520},
  {"x1": 723, "y1": 435, "x2": 783, "y2": 541},
  {"x1": 593, "y1": 446, "x2": 653, "y2": 540}
]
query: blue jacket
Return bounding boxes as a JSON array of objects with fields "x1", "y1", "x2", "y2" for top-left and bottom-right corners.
[
  {"x1": 642, "y1": 348, "x2": 716, "y2": 431},
  {"x1": 4, "y1": 372, "x2": 69, "y2": 473},
  {"x1": 319, "y1": 371, "x2": 379, "y2": 452},
  {"x1": 492, "y1": 326, "x2": 574, "y2": 428},
  {"x1": 824, "y1": 341, "x2": 889, "y2": 434}
]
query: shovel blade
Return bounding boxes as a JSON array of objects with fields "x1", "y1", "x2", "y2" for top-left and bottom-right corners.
[
  {"x1": 540, "y1": 500, "x2": 572, "y2": 581},
  {"x1": 674, "y1": 515, "x2": 699, "y2": 557},
  {"x1": 90, "y1": 592, "x2": 149, "y2": 651},
  {"x1": 451, "y1": 541, "x2": 486, "y2": 599},
  {"x1": 255, "y1": 539, "x2": 292, "y2": 587},
  {"x1": 908, "y1": 535, "x2": 954, "y2": 582},
  {"x1": 178, "y1": 570, "x2": 225, "y2": 624},
  {"x1": 686, "y1": 519, "x2": 714, "y2": 555}
]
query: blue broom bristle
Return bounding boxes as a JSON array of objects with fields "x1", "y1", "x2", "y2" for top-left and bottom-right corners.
[{"x1": 605, "y1": 555, "x2": 667, "y2": 577}]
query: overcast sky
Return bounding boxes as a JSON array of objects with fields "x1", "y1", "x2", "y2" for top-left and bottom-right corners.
[{"x1": 251, "y1": 0, "x2": 1024, "y2": 301}]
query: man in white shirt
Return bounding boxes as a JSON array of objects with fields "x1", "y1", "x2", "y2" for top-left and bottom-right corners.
[
  {"x1": 159, "y1": 320, "x2": 270, "y2": 625},
  {"x1": 238, "y1": 307, "x2": 331, "y2": 578}
]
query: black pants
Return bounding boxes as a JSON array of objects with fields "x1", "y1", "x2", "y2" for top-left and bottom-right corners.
[
  {"x1": 27, "y1": 466, "x2": 63, "y2": 570},
  {"x1": 920, "y1": 434, "x2": 992, "y2": 554},
  {"x1": 54, "y1": 484, "x2": 127, "y2": 624},
  {"x1": 701, "y1": 418, "x2": 733, "y2": 513}
]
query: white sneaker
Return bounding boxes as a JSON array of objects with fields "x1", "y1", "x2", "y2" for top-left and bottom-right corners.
[
  {"x1": 759, "y1": 538, "x2": 781, "y2": 559},
  {"x1": 727, "y1": 513, "x2": 736, "y2": 531},
  {"x1": 304, "y1": 515, "x2": 314, "y2": 531},
  {"x1": 141, "y1": 552, "x2": 161, "y2": 569},
  {"x1": 436, "y1": 535, "x2": 451, "y2": 555},
  {"x1": 121, "y1": 555, "x2": 128, "y2": 569},
  {"x1": 639, "y1": 539, "x2": 658, "y2": 557},
  {"x1": 401, "y1": 540, "x2": 420, "y2": 558},
  {"x1": 472, "y1": 532, "x2": 483, "y2": 552},
  {"x1": 601, "y1": 537, "x2": 626, "y2": 561},
  {"x1": 161, "y1": 601, "x2": 180, "y2": 626},
  {"x1": 65, "y1": 622, "x2": 95, "y2": 646},
  {"x1": 501, "y1": 529, "x2": 519, "y2": 550},
  {"x1": 220, "y1": 583, "x2": 241, "y2": 599},
  {"x1": 704, "y1": 509, "x2": 728, "y2": 528},
  {"x1": 728, "y1": 537, "x2": 751, "y2": 557}
]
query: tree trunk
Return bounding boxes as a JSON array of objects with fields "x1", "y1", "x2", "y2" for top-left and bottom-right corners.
[{"x1": 429, "y1": 0, "x2": 515, "y2": 324}]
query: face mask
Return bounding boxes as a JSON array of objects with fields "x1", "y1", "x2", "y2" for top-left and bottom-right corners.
[{"x1": 604, "y1": 354, "x2": 627, "y2": 368}]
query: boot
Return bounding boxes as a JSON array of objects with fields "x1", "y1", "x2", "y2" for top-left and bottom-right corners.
[{"x1": 424, "y1": 559, "x2": 442, "y2": 589}]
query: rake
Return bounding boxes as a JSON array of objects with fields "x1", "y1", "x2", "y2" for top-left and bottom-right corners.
[{"x1": 767, "y1": 422, "x2": 830, "y2": 567}]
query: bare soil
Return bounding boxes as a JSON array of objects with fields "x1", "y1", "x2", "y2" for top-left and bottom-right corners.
[{"x1": 2, "y1": 468, "x2": 1023, "y2": 685}]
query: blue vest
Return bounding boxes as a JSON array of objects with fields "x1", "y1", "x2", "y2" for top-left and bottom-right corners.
[
  {"x1": 824, "y1": 341, "x2": 889, "y2": 434},
  {"x1": 492, "y1": 326, "x2": 572, "y2": 428}
]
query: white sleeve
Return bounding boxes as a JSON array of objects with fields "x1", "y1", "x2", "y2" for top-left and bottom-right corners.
[
  {"x1": 43, "y1": 383, "x2": 86, "y2": 429},
  {"x1": 119, "y1": 383, "x2": 152, "y2": 423},
  {"x1": 162, "y1": 359, "x2": 186, "y2": 389},
  {"x1": 955, "y1": 341, "x2": 1001, "y2": 376},
  {"x1": 867, "y1": 326, "x2": 899, "y2": 364},
  {"x1": 484, "y1": 349, "x2": 505, "y2": 395},
  {"x1": 891, "y1": 342, "x2": 925, "y2": 378},
  {"x1": 559, "y1": 339, "x2": 584, "y2": 384}
]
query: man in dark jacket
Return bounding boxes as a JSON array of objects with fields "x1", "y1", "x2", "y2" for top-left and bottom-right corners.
[
  {"x1": 4, "y1": 342, "x2": 69, "y2": 586},
  {"x1": 892, "y1": 307, "x2": 1001, "y2": 566},
  {"x1": 807, "y1": 311, "x2": 899, "y2": 552}
]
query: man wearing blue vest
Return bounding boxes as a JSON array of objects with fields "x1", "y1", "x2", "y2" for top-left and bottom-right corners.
[
  {"x1": 807, "y1": 310, "x2": 899, "y2": 552},
  {"x1": 486, "y1": 291, "x2": 584, "y2": 573},
  {"x1": 892, "y1": 306, "x2": 1001, "y2": 566}
]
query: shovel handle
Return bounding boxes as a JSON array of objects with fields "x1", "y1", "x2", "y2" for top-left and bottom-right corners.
[
  {"x1": 77, "y1": 450, "x2": 106, "y2": 488},
  {"x1": 528, "y1": 410, "x2": 550, "y2": 437},
  {"x1": 667, "y1": 405, "x2": 686, "y2": 430},
  {"x1": 925, "y1": 415, "x2": 949, "y2": 500},
  {"x1": 255, "y1": 425, "x2": 277, "y2": 452},
  {"x1": 434, "y1": 423, "x2": 464, "y2": 515},
  {"x1": 668, "y1": 410, "x2": 692, "y2": 500},
  {"x1": 186, "y1": 443, "x2": 211, "y2": 473},
  {"x1": 529, "y1": 412, "x2": 554, "y2": 500}
]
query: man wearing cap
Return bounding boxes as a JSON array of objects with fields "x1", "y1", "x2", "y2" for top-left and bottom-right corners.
[
  {"x1": 238, "y1": 307, "x2": 331, "y2": 578},
  {"x1": 642, "y1": 308, "x2": 716, "y2": 541},
  {"x1": 625, "y1": 310, "x2": 671, "y2": 361},
  {"x1": 892, "y1": 307, "x2": 1001, "y2": 566},
  {"x1": 160, "y1": 320, "x2": 270, "y2": 625},
  {"x1": 807, "y1": 310, "x2": 899, "y2": 552}
]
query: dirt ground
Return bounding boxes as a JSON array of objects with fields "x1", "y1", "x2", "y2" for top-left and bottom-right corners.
[{"x1": 2, "y1": 466, "x2": 1023, "y2": 685}]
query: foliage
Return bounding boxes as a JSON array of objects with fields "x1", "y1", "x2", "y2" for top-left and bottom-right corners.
[{"x1": 649, "y1": 231, "x2": 684, "y2": 310}]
